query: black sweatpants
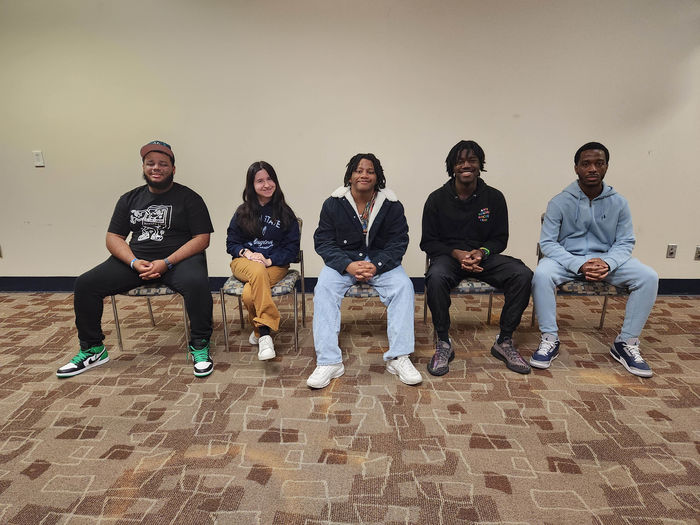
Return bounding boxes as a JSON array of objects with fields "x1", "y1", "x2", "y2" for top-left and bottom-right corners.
[
  {"x1": 73, "y1": 253, "x2": 213, "y2": 348},
  {"x1": 425, "y1": 254, "x2": 533, "y2": 337}
]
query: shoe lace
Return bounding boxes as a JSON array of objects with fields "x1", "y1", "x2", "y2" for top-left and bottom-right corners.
[
  {"x1": 312, "y1": 365, "x2": 334, "y2": 378},
  {"x1": 500, "y1": 339, "x2": 527, "y2": 364},
  {"x1": 71, "y1": 349, "x2": 93, "y2": 365},
  {"x1": 394, "y1": 355, "x2": 412, "y2": 372},
  {"x1": 623, "y1": 342, "x2": 644, "y2": 363},
  {"x1": 190, "y1": 347, "x2": 210, "y2": 363},
  {"x1": 536, "y1": 340, "x2": 557, "y2": 356},
  {"x1": 500, "y1": 338, "x2": 516, "y2": 356},
  {"x1": 434, "y1": 342, "x2": 451, "y2": 361}
]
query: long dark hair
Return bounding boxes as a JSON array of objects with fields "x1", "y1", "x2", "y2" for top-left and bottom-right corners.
[{"x1": 235, "y1": 161, "x2": 296, "y2": 238}]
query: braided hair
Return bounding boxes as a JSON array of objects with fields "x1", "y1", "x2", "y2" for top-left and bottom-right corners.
[{"x1": 445, "y1": 140, "x2": 486, "y2": 177}]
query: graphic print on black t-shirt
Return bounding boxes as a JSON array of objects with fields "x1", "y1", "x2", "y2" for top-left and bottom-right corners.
[
  {"x1": 130, "y1": 205, "x2": 173, "y2": 242},
  {"x1": 109, "y1": 183, "x2": 214, "y2": 259}
]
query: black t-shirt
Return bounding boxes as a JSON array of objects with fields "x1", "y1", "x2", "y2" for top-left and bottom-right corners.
[{"x1": 108, "y1": 183, "x2": 214, "y2": 259}]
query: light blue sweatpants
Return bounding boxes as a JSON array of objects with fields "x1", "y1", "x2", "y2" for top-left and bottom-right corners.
[
  {"x1": 312, "y1": 264, "x2": 415, "y2": 365},
  {"x1": 532, "y1": 257, "x2": 658, "y2": 340}
]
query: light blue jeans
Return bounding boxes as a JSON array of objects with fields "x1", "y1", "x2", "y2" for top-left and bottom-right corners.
[
  {"x1": 532, "y1": 257, "x2": 658, "y2": 340},
  {"x1": 312, "y1": 264, "x2": 415, "y2": 365}
]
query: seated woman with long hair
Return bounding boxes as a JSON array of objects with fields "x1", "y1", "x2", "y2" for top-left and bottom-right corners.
[{"x1": 226, "y1": 161, "x2": 300, "y2": 360}]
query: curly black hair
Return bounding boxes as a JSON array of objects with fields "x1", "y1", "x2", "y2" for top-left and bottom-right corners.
[{"x1": 343, "y1": 153, "x2": 386, "y2": 190}]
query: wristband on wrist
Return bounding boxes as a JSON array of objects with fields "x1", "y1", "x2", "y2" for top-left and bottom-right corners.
[
  {"x1": 164, "y1": 258, "x2": 174, "y2": 270},
  {"x1": 130, "y1": 258, "x2": 137, "y2": 269},
  {"x1": 478, "y1": 247, "x2": 490, "y2": 259}
]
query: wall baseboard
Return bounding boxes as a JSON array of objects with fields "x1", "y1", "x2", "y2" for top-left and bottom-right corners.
[{"x1": 1, "y1": 276, "x2": 698, "y2": 295}]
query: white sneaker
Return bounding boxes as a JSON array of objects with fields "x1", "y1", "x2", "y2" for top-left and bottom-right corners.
[
  {"x1": 386, "y1": 355, "x2": 422, "y2": 385},
  {"x1": 258, "y1": 335, "x2": 275, "y2": 360},
  {"x1": 306, "y1": 363, "x2": 345, "y2": 389},
  {"x1": 249, "y1": 331, "x2": 259, "y2": 345}
]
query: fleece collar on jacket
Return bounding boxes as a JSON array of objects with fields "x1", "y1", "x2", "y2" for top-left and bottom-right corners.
[{"x1": 331, "y1": 186, "x2": 398, "y2": 237}]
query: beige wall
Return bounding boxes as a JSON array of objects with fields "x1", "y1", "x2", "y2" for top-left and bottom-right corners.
[{"x1": 1, "y1": 0, "x2": 699, "y2": 279}]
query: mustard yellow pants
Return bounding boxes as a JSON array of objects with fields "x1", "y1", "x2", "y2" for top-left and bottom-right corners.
[{"x1": 230, "y1": 258, "x2": 289, "y2": 336}]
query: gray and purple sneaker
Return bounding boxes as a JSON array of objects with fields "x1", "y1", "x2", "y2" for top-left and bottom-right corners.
[{"x1": 428, "y1": 340, "x2": 455, "y2": 376}]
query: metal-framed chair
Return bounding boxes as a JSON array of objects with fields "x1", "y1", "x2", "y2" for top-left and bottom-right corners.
[
  {"x1": 531, "y1": 213, "x2": 629, "y2": 330},
  {"x1": 219, "y1": 218, "x2": 306, "y2": 352},
  {"x1": 422, "y1": 255, "x2": 498, "y2": 325},
  {"x1": 110, "y1": 283, "x2": 190, "y2": 352}
]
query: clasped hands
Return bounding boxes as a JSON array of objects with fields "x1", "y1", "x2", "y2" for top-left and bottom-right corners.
[
  {"x1": 452, "y1": 249, "x2": 484, "y2": 273},
  {"x1": 578, "y1": 257, "x2": 610, "y2": 281},
  {"x1": 346, "y1": 261, "x2": 377, "y2": 282},
  {"x1": 132, "y1": 259, "x2": 169, "y2": 280},
  {"x1": 241, "y1": 249, "x2": 272, "y2": 267}
]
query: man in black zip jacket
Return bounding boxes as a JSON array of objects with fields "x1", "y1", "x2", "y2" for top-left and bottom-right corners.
[{"x1": 420, "y1": 140, "x2": 533, "y2": 376}]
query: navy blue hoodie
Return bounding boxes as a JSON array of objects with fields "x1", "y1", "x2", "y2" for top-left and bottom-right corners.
[{"x1": 226, "y1": 202, "x2": 300, "y2": 266}]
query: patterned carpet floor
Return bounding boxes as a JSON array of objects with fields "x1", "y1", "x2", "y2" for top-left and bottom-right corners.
[{"x1": 0, "y1": 292, "x2": 698, "y2": 524}]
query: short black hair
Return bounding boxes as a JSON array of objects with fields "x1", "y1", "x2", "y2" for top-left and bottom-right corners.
[
  {"x1": 343, "y1": 153, "x2": 386, "y2": 190},
  {"x1": 574, "y1": 142, "x2": 610, "y2": 164},
  {"x1": 445, "y1": 140, "x2": 486, "y2": 177}
]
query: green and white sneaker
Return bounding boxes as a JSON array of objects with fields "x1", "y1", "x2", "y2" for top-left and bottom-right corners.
[
  {"x1": 56, "y1": 345, "x2": 109, "y2": 378},
  {"x1": 189, "y1": 340, "x2": 213, "y2": 377}
]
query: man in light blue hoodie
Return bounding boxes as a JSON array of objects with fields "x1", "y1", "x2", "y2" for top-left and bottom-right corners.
[{"x1": 531, "y1": 142, "x2": 658, "y2": 377}]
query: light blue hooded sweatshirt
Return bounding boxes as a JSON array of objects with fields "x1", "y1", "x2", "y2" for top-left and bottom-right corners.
[{"x1": 540, "y1": 181, "x2": 635, "y2": 274}]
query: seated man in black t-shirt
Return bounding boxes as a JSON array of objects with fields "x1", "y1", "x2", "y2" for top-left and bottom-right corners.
[{"x1": 57, "y1": 141, "x2": 215, "y2": 378}]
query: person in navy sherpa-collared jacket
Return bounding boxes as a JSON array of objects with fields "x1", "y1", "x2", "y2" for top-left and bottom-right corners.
[{"x1": 307, "y1": 153, "x2": 423, "y2": 389}]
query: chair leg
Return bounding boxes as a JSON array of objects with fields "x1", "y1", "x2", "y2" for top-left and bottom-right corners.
[
  {"x1": 300, "y1": 283, "x2": 307, "y2": 328},
  {"x1": 110, "y1": 295, "x2": 124, "y2": 351},
  {"x1": 238, "y1": 296, "x2": 245, "y2": 328},
  {"x1": 300, "y1": 251, "x2": 307, "y2": 327},
  {"x1": 599, "y1": 295, "x2": 609, "y2": 330},
  {"x1": 146, "y1": 298, "x2": 156, "y2": 326},
  {"x1": 293, "y1": 288, "x2": 299, "y2": 352},
  {"x1": 487, "y1": 292, "x2": 494, "y2": 325},
  {"x1": 220, "y1": 289, "x2": 230, "y2": 352}
]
